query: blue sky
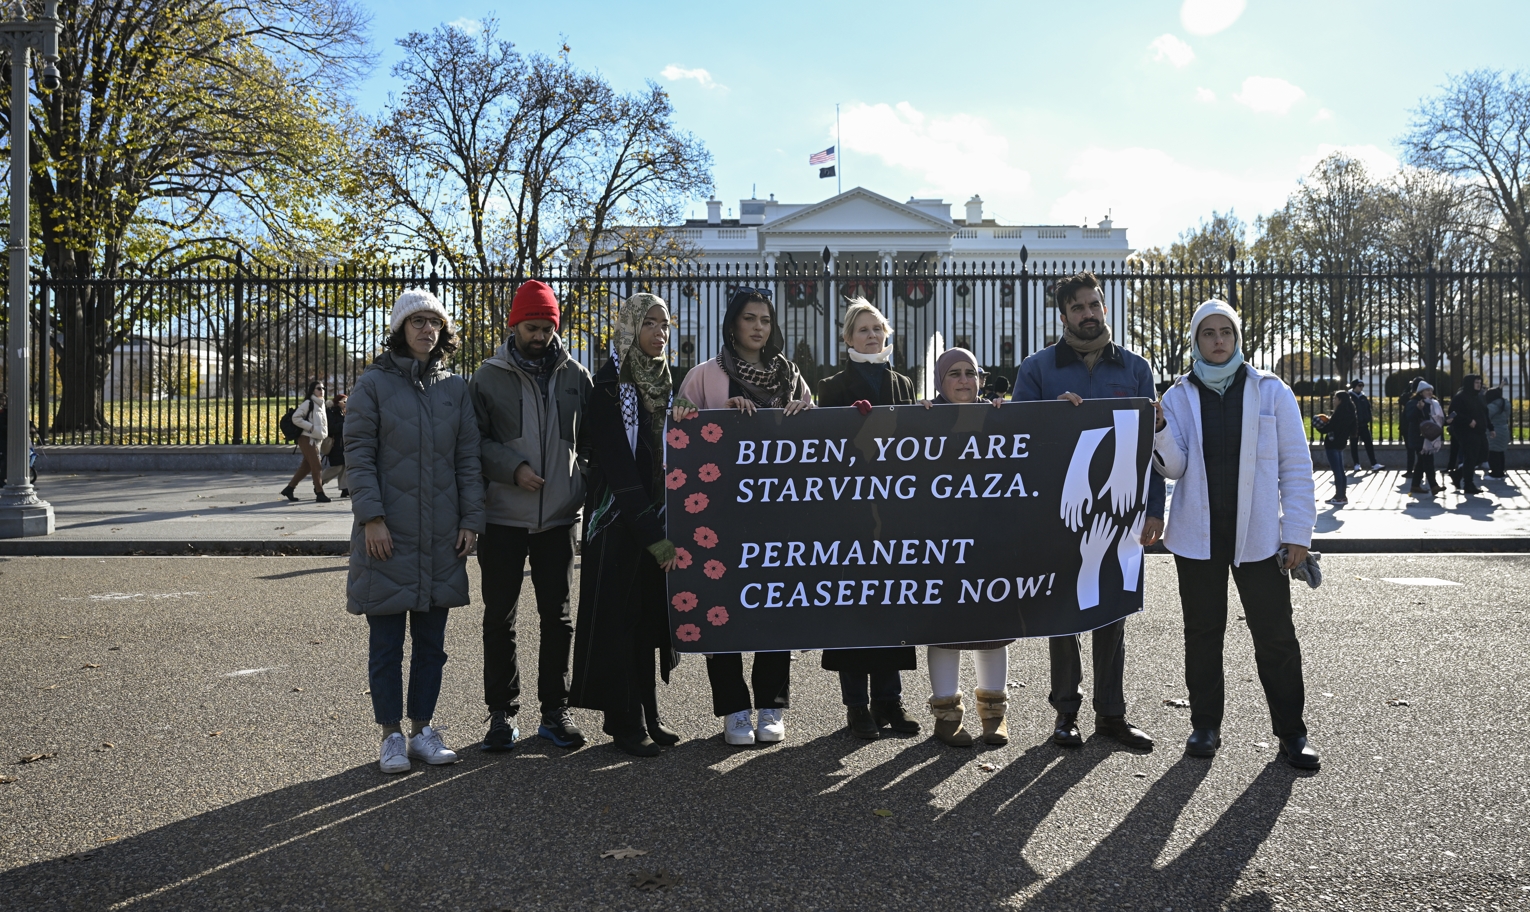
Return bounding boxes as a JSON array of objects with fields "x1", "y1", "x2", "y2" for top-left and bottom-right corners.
[{"x1": 352, "y1": 0, "x2": 1530, "y2": 249}]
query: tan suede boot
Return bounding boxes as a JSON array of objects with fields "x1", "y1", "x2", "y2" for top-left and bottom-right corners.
[
  {"x1": 927, "y1": 693, "x2": 974, "y2": 747},
  {"x1": 974, "y1": 688, "x2": 1009, "y2": 746}
]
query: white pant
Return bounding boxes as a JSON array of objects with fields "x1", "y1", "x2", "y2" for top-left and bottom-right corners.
[{"x1": 927, "y1": 645, "x2": 1008, "y2": 699}]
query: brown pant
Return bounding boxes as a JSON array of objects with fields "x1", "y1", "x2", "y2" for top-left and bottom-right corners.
[{"x1": 287, "y1": 437, "x2": 325, "y2": 491}]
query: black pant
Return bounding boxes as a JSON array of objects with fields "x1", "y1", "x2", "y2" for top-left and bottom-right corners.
[
  {"x1": 1405, "y1": 446, "x2": 1418, "y2": 477},
  {"x1": 1047, "y1": 618, "x2": 1126, "y2": 716},
  {"x1": 705, "y1": 652, "x2": 791, "y2": 716},
  {"x1": 1410, "y1": 452, "x2": 1439, "y2": 491},
  {"x1": 1489, "y1": 450, "x2": 1506, "y2": 477},
  {"x1": 1174, "y1": 549, "x2": 1306, "y2": 739},
  {"x1": 838, "y1": 669, "x2": 902, "y2": 706},
  {"x1": 602, "y1": 639, "x2": 659, "y2": 739},
  {"x1": 1349, "y1": 427, "x2": 1377, "y2": 467},
  {"x1": 479, "y1": 522, "x2": 576, "y2": 717}
]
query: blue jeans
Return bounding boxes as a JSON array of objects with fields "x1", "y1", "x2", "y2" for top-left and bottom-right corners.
[
  {"x1": 838, "y1": 670, "x2": 902, "y2": 706},
  {"x1": 367, "y1": 609, "x2": 451, "y2": 726},
  {"x1": 1324, "y1": 444, "x2": 1346, "y2": 500}
]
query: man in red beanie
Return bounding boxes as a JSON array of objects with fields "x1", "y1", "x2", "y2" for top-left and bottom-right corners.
[{"x1": 470, "y1": 279, "x2": 593, "y2": 751}]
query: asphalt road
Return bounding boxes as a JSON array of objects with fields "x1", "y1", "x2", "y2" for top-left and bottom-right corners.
[{"x1": 0, "y1": 554, "x2": 1525, "y2": 911}]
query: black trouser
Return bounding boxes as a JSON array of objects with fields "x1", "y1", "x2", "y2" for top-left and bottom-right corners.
[
  {"x1": 479, "y1": 522, "x2": 576, "y2": 717},
  {"x1": 705, "y1": 652, "x2": 790, "y2": 716},
  {"x1": 1405, "y1": 446, "x2": 1418, "y2": 477},
  {"x1": 1047, "y1": 618, "x2": 1127, "y2": 717},
  {"x1": 1174, "y1": 548, "x2": 1306, "y2": 739},
  {"x1": 838, "y1": 670, "x2": 902, "y2": 706},
  {"x1": 1489, "y1": 450, "x2": 1506, "y2": 477},
  {"x1": 602, "y1": 639, "x2": 658, "y2": 739},
  {"x1": 1349, "y1": 426, "x2": 1377, "y2": 467},
  {"x1": 1410, "y1": 452, "x2": 1439, "y2": 491}
]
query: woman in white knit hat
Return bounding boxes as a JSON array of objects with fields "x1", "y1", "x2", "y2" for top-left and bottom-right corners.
[
  {"x1": 1152, "y1": 300, "x2": 1321, "y2": 770},
  {"x1": 344, "y1": 289, "x2": 485, "y2": 774}
]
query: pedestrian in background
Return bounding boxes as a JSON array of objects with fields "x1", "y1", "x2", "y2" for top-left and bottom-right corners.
[
  {"x1": 1316, "y1": 392, "x2": 1356, "y2": 505},
  {"x1": 1400, "y1": 378, "x2": 1424, "y2": 481},
  {"x1": 815, "y1": 297, "x2": 921, "y2": 741},
  {"x1": 323, "y1": 392, "x2": 349, "y2": 497},
  {"x1": 1152, "y1": 300, "x2": 1320, "y2": 771},
  {"x1": 1449, "y1": 374, "x2": 1489, "y2": 494},
  {"x1": 1347, "y1": 380, "x2": 1383, "y2": 471},
  {"x1": 1485, "y1": 385, "x2": 1509, "y2": 479},
  {"x1": 1409, "y1": 381, "x2": 1444, "y2": 496},
  {"x1": 280, "y1": 380, "x2": 331, "y2": 503},
  {"x1": 919, "y1": 347, "x2": 1009, "y2": 748},
  {"x1": 676, "y1": 288, "x2": 812, "y2": 747},
  {"x1": 570, "y1": 293, "x2": 685, "y2": 757},
  {"x1": 470, "y1": 280, "x2": 592, "y2": 753},
  {"x1": 346, "y1": 289, "x2": 485, "y2": 775}
]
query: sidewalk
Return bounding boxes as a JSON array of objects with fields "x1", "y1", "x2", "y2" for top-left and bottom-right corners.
[{"x1": 1, "y1": 468, "x2": 1527, "y2": 554}]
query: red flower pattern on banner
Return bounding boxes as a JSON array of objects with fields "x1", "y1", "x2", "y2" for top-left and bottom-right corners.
[
  {"x1": 674, "y1": 547, "x2": 693, "y2": 569},
  {"x1": 693, "y1": 526, "x2": 718, "y2": 548},
  {"x1": 700, "y1": 423, "x2": 723, "y2": 443},
  {"x1": 676, "y1": 624, "x2": 701, "y2": 642},
  {"x1": 665, "y1": 427, "x2": 690, "y2": 449},
  {"x1": 707, "y1": 606, "x2": 729, "y2": 626},
  {"x1": 665, "y1": 468, "x2": 687, "y2": 490},
  {"x1": 698, "y1": 463, "x2": 721, "y2": 483},
  {"x1": 703, "y1": 559, "x2": 726, "y2": 580},
  {"x1": 672, "y1": 591, "x2": 698, "y2": 612},
  {"x1": 684, "y1": 492, "x2": 710, "y2": 514}
]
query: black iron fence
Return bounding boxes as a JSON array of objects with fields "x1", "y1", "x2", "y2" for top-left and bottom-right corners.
[{"x1": 2, "y1": 254, "x2": 1525, "y2": 446}]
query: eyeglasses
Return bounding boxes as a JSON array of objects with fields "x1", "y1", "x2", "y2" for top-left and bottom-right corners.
[{"x1": 408, "y1": 315, "x2": 445, "y2": 330}]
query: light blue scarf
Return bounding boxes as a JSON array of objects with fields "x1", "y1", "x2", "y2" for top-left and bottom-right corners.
[{"x1": 1191, "y1": 349, "x2": 1246, "y2": 396}]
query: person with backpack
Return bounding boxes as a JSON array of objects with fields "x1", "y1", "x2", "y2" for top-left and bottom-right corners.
[
  {"x1": 280, "y1": 379, "x2": 331, "y2": 503},
  {"x1": 1314, "y1": 392, "x2": 1356, "y2": 505},
  {"x1": 1346, "y1": 380, "x2": 1383, "y2": 471}
]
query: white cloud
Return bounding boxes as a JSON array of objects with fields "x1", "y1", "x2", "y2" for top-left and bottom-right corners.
[
  {"x1": 1148, "y1": 34, "x2": 1195, "y2": 68},
  {"x1": 1313, "y1": 107, "x2": 1335, "y2": 122},
  {"x1": 1298, "y1": 143, "x2": 1399, "y2": 177},
  {"x1": 1233, "y1": 76, "x2": 1306, "y2": 114},
  {"x1": 1195, "y1": 87, "x2": 1217, "y2": 103},
  {"x1": 447, "y1": 17, "x2": 482, "y2": 35},
  {"x1": 838, "y1": 101, "x2": 1032, "y2": 199},
  {"x1": 660, "y1": 65, "x2": 725, "y2": 91},
  {"x1": 1180, "y1": 0, "x2": 1246, "y2": 35}
]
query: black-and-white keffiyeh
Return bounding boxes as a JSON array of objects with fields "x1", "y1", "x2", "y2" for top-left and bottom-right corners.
[{"x1": 609, "y1": 342, "x2": 642, "y2": 454}]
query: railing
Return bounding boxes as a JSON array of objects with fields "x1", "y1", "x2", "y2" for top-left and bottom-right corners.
[{"x1": 2, "y1": 255, "x2": 1525, "y2": 446}]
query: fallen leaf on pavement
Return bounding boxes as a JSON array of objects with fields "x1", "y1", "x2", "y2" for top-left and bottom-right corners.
[
  {"x1": 0, "y1": 776, "x2": 17, "y2": 783},
  {"x1": 1253, "y1": 741, "x2": 1269, "y2": 750},
  {"x1": 292, "y1": 687, "x2": 303, "y2": 693},
  {"x1": 208, "y1": 731, "x2": 223, "y2": 738},
  {"x1": 361, "y1": 689, "x2": 370, "y2": 695},
  {"x1": 978, "y1": 762, "x2": 997, "y2": 772},
  {"x1": 873, "y1": 809, "x2": 893, "y2": 818},
  {"x1": 601, "y1": 846, "x2": 648, "y2": 859},
  {"x1": 1163, "y1": 698, "x2": 1190, "y2": 708},
  {"x1": 1386, "y1": 699, "x2": 1410, "y2": 707},
  {"x1": 19, "y1": 753, "x2": 55, "y2": 764},
  {"x1": 631, "y1": 870, "x2": 679, "y2": 891},
  {"x1": 1322, "y1": 692, "x2": 1334, "y2": 697},
  {"x1": 107, "y1": 646, "x2": 120, "y2": 651},
  {"x1": 1134, "y1": 772, "x2": 1147, "y2": 778},
  {"x1": 309, "y1": 640, "x2": 322, "y2": 645},
  {"x1": 82, "y1": 664, "x2": 101, "y2": 669}
]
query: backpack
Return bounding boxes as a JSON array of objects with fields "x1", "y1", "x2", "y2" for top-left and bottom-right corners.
[{"x1": 279, "y1": 405, "x2": 302, "y2": 442}]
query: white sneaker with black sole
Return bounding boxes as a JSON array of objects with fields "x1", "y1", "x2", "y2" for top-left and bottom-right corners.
[
  {"x1": 756, "y1": 708, "x2": 785, "y2": 743},
  {"x1": 724, "y1": 710, "x2": 755, "y2": 746},
  {"x1": 379, "y1": 732, "x2": 410, "y2": 774},
  {"x1": 407, "y1": 725, "x2": 459, "y2": 765},
  {"x1": 1371, "y1": 463, "x2": 1385, "y2": 471}
]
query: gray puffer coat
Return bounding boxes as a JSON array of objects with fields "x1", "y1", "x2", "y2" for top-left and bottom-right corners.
[{"x1": 345, "y1": 351, "x2": 486, "y2": 615}]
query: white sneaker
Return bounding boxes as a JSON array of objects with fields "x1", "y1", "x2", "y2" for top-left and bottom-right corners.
[
  {"x1": 407, "y1": 726, "x2": 459, "y2": 765},
  {"x1": 756, "y1": 708, "x2": 785, "y2": 743},
  {"x1": 1371, "y1": 464, "x2": 1385, "y2": 471},
  {"x1": 379, "y1": 732, "x2": 410, "y2": 774},
  {"x1": 724, "y1": 710, "x2": 755, "y2": 745}
]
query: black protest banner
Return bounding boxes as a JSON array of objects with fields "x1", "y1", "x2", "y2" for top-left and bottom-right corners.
[{"x1": 661, "y1": 399, "x2": 1153, "y2": 653}]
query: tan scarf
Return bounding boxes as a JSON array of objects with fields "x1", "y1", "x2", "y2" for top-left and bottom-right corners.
[{"x1": 1062, "y1": 323, "x2": 1113, "y2": 371}]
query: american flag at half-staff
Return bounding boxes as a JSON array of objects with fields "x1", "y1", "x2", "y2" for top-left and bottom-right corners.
[{"x1": 809, "y1": 146, "x2": 835, "y2": 165}]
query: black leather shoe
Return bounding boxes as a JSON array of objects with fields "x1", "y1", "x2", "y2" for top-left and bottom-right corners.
[
  {"x1": 1278, "y1": 735, "x2": 1321, "y2": 770},
  {"x1": 846, "y1": 705, "x2": 880, "y2": 739},
  {"x1": 870, "y1": 699, "x2": 921, "y2": 734},
  {"x1": 646, "y1": 719, "x2": 681, "y2": 747},
  {"x1": 1185, "y1": 727, "x2": 1221, "y2": 758},
  {"x1": 613, "y1": 734, "x2": 662, "y2": 757},
  {"x1": 1097, "y1": 714, "x2": 1155, "y2": 750},
  {"x1": 1052, "y1": 712, "x2": 1083, "y2": 747}
]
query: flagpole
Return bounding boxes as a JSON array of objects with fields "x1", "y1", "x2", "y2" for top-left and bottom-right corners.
[{"x1": 836, "y1": 103, "x2": 842, "y2": 194}]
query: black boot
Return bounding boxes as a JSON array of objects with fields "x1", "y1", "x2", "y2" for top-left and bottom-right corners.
[
  {"x1": 314, "y1": 489, "x2": 332, "y2": 504},
  {"x1": 1185, "y1": 728, "x2": 1221, "y2": 758},
  {"x1": 846, "y1": 705, "x2": 880, "y2": 739},
  {"x1": 279, "y1": 486, "x2": 298, "y2": 502},
  {"x1": 642, "y1": 694, "x2": 680, "y2": 746},
  {"x1": 1052, "y1": 711, "x2": 1083, "y2": 747},
  {"x1": 1278, "y1": 735, "x2": 1321, "y2": 770},
  {"x1": 1097, "y1": 714, "x2": 1155, "y2": 751},
  {"x1": 613, "y1": 734, "x2": 662, "y2": 757},
  {"x1": 870, "y1": 699, "x2": 921, "y2": 734}
]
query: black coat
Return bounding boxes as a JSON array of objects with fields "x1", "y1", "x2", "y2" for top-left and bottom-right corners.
[
  {"x1": 569, "y1": 361, "x2": 677, "y2": 714},
  {"x1": 1322, "y1": 396, "x2": 1356, "y2": 446},
  {"x1": 326, "y1": 405, "x2": 346, "y2": 465},
  {"x1": 816, "y1": 361, "x2": 919, "y2": 674},
  {"x1": 817, "y1": 362, "x2": 917, "y2": 408},
  {"x1": 1402, "y1": 394, "x2": 1425, "y2": 449}
]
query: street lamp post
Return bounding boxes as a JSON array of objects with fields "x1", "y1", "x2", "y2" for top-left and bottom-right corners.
[{"x1": 0, "y1": 0, "x2": 61, "y2": 538}]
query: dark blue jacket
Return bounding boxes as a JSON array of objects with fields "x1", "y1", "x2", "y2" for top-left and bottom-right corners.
[{"x1": 1011, "y1": 341, "x2": 1166, "y2": 519}]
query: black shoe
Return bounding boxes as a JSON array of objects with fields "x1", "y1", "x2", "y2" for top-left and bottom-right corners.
[
  {"x1": 846, "y1": 705, "x2": 880, "y2": 739},
  {"x1": 279, "y1": 486, "x2": 298, "y2": 502},
  {"x1": 1185, "y1": 727, "x2": 1221, "y2": 758},
  {"x1": 1097, "y1": 714, "x2": 1155, "y2": 750},
  {"x1": 314, "y1": 490, "x2": 332, "y2": 504},
  {"x1": 1278, "y1": 735, "x2": 1321, "y2": 770},
  {"x1": 537, "y1": 709, "x2": 586, "y2": 749},
  {"x1": 480, "y1": 710, "x2": 518, "y2": 752},
  {"x1": 339, "y1": 489, "x2": 350, "y2": 497},
  {"x1": 869, "y1": 699, "x2": 922, "y2": 734},
  {"x1": 646, "y1": 718, "x2": 680, "y2": 747},
  {"x1": 1052, "y1": 712, "x2": 1083, "y2": 747},
  {"x1": 1407, "y1": 485, "x2": 1426, "y2": 495},
  {"x1": 613, "y1": 734, "x2": 662, "y2": 757}
]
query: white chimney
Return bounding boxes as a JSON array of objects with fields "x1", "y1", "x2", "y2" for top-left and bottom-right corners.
[
  {"x1": 706, "y1": 197, "x2": 722, "y2": 225},
  {"x1": 965, "y1": 195, "x2": 983, "y2": 225}
]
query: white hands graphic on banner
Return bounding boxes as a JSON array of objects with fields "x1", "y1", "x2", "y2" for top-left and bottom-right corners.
[
  {"x1": 1098, "y1": 409, "x2": 1140, "y2": 515},
  {"x1": 1117, "y1": 511, "x2": 1145, "y2": 592},
  {"x1": 1060, "y1": 427, "x2": 1111, "y2": 532},
  {"x1": 1076, "y1": 512, "x2": 1117, "y2": 610}
]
